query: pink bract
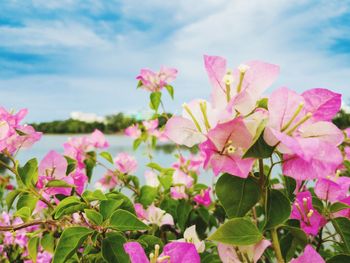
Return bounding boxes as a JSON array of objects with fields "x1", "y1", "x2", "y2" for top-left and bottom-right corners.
[{"x1": 199, "y1": 118, "x2": 255, "y2": 177}]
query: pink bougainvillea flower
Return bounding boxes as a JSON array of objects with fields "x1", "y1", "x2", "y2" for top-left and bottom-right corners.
[
  {"x1": 176, "y1": 225, "x2": 205, "y2": 253},
  {"x1": 172, "y1": 153, "x2": 205, "y2": 175},
  {"x1": 165, "y1": 99, "x2": 221, "y2": 147},
  {"x1": 290, "y1": 244, "x2": 325, "y2": 263},
  {"x1": 333, "y1": 196, "x2": 350, "y2": 218},
  {"x1": 199, "y1": 118, "x2": 255, "y2": 177},
  {"x1": 217, "y1": 239, "x2": 271, "y2": 263},
  {"x1": 124, "y1": 241, "x2": 200, "y2": 263},
  {"x1": 204, "y1": 55, "x2": 279, "y2": 115},
  {"x1": 315, "y1": 174, "x2": 350, "y2": 203},
  {"x1": 125, "y1": 124, "x2": 142, "y2": 139},
  {"x1": 137, "y1": 204, "x2": 174, "y2": 227},
  {"x1": 291, "y1": 191, "x2": 326, "y2": 236},
  {"x1": 143, "y1": 119, "x2": 159, "y2": 133},
  {"x1": 134, "y1": 203, "x2": 147, "y2": 220},
  {"x1": 37, "y1": 150, "x2": 74, "y2": 196},
  {"x1": 64, "y1": 129, "x2": 108, "y2": 169},
  {"x1": 263, "y1": 87, "x2": 344, "y2": 180},
  {"x1": 114, "y1": 152, "x2": 137, "y2": 174},
  {"x1": 71, "y1": 168, "x2": 88, "y2": 194},
  {"x1": 136, "y1": 66, "x2": 177, "y2": 92},
  {"x1": 144, "y1": 170, "x2": 160, "y2": 187},
  {"x1": 89, "y1": 129, "x2": 109, "y2": 148},
  {"x1": 193, "y1": 187, "x2": 212, "y2": 207},
  {"x1": 301, "y1": 88, "x2": 341, "y2": 122},
  {"x1": 170, "y1": 185, "x2": 188, "y2": 200},
  {"x1": 172, "y1": 169, "x2": 194, "y2": 188},
  {"x1": 0, "y1": 108, "x2": 41, "y2": 154},
  {"x1": 95, "y1": 170, "x2": 118, "y2": 191}
]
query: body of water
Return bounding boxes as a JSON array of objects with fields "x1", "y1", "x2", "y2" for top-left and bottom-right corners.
[{"x1": 16, "y1": 135, "x2": 212, "y2": 188}]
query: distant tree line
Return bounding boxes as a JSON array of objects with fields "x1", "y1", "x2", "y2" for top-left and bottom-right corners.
[
  {"x1": 30, "y1": 113, "x2": 137, "y2": 134},
  {"x1": 333, "y1": 110, "x2": 350, "y2": 130},
  {"x1": 30, "y1": 113, "x2": 171, "y2": 134}
]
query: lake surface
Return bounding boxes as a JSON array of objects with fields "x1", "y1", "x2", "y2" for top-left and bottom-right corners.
[{"x1": 16, "y1": 135, "x2": 213, "y2": 188}]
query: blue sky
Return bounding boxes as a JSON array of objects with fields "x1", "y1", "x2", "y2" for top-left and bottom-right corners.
[{"x1": 0, "y1": 0, "x2": 350, "y2": 122}]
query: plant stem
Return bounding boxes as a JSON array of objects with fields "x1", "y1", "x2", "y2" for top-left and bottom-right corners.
[
  {"x1": 0, "y1": 219, "x2": 56, "y2": 232},
  {"x1": 271, "y1": 228, "x2": 284, "y2": 263}
]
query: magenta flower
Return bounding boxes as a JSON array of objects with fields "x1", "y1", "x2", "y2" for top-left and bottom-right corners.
[
  {"x1": 290, "y1": 244, "x2": 325, "y2": 263},
  {"x1": 125, "y1": 124, "x2": 141, "y2": 139},
  {"x1": 199, "y1": 118, "x2": 255, "y2": 177},
  {"x1": 291, "y1": 191, "x2": 326, "y2": 236},
  {"x1": 124, "y1": 241, "x2": 200, "y2": 263},
  {"x1": 217, "y1": 239, "x2": 271, "y2": 263},
  {"x1": 193, "y1": 187, "x2": 212, "y2": 207},
  {"x1": 114, "y1": 152, "x2": 137, "y2": 174},
  {"x1": 136, "y1": 66, "x2": 177, "y2": 92},
  {"x1": 204, "y1": 55, "x2": 279, "y2": 115}
]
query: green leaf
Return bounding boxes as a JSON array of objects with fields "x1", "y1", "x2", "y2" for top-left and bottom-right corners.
[
  {"x1": 327, "y1": 254, "x2": 350, "y2": 263},
  {"x1": 46, "y1": 179, "x2": 75, "y2": 188},
  {"x1": 53, "y1": 196, "x2": 87, "y2": 219},
  {"x1": 100, "y1": 199, "x2": 124, "y2": 220},
  {"x1": 41, "y1": 233, "x2": 55, "y2": 253},
  {"x1": 109, "y1": 209, "x2": 149, "y2": 231},
  {"x1": 18, "y1": 158, "x2": 38, "y2": 187},
  {"x1": 147, "y1": 162, "x2": 163, "y2": 171},
  {"x1": 28, "y1": 236, "x2": 40, "y2": 262},
  {"x1": 52, "y1": 227, "x2": 94, "y2": 263},
  {"x1": 265, "y1": 190, "x2": 291, "y2": 229},
  {"x1": 139, "y1": 186, "x2": 158, "y2": 206},
  {"x1": 177, "y1": 200, "x2": 192, "y2": 232},
  {"x1": 282, "y1": 225, "x2": 307, "y2": 246},
  {"x1": 100, "y1": 152, "x2": 114, "y2": 164},
  {"x1": 14, "y1": 207, "x2": 31, "y2": 221},
  {"x1": 332, "y1": 217, "x2": 350, "y2": 253},
  {"x1": 84, "y1": 209, "x2": 103, "y2": 225},
  {"x1": 101, "y1": 233, "x2": 129, "y2": 263},
  {"x1": 6, "y1": 189, "x2": 21, "y2": 211},
  {"x1": 243, "y1": 131, "x2": 275, "y2": 159},
  {"x1": 137, "y1": 80, "x2": 143, "y2": 88},
  {"x1": 216, "y1": 174, "x2": 260, "y2": 218},
  {"x1": 208, "y1": 218, "x2": 263, "y2": 245},
  {"x1": 165, "y1": 84, "x2": 174, "y2": 99},
  {"x1": 133, "y1": 138, "x2": 142, "y2": 150},
  {"x1": 82, "y1": 189, "x2": 107, "y2": 202},
  {"x1": 64, "y1": 156, "x2": 77, "y2": 175},
  {"x1": 106, "y1": 192, "x2": 135, "y2": 214},
  {"x1": 330, "y1": 202, "x2": 350, "y2": 213},
  {"x1": 159, "y1": 172, "x2": 173, "y2": 190},
  {"x1": 84, "y1": 151, "x2": 96, "y2": 182},
  {"x1": 137, "y1": 235, "x2": 163, "y2": 256},
  {"x1": 150, "y1": 92, "x2": 162, "y2": 112},
  {"x1": 17, "y1": 193, "x2": 38, "y2": 213}
]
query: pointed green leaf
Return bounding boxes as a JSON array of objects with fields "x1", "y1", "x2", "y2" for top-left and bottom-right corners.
[
  {"x1": 216, "y1": 174, "x2": 260, "y2": 218},
  {"x1": 52, "y1": 227, "x2": 94, "y2": 263},
  {"x1": 109, "y1": 209, "x2": 149, "y2": 231}
]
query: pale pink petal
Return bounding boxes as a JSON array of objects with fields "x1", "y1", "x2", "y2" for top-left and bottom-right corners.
[
  {"x1": 300, "y1": 121, "x2": 344, "y2": 145},
  {"x1": 165, "y1": 116, "x2": 206, "y2": 147},
  {"x1": 204, "y1": 55, "x2": 227, "y2": 108},
  {"x1": 252, "y1": 240, "x2": 271, "y2": 263},
  {"x1": 315, "y1": 178, "x2": 342, "y2": 203},
  {"x1": 217, "y1": 243, "x2": 240, "y2": 263}
]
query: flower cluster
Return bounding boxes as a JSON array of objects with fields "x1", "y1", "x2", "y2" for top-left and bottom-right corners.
[{"x1": 0, "y1": 55, "x2": 349, "y2": 263}]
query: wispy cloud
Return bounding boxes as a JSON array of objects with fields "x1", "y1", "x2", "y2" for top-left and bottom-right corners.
[{"x1": 0, "y1": 0, "x2": 349, "y2": 121}]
